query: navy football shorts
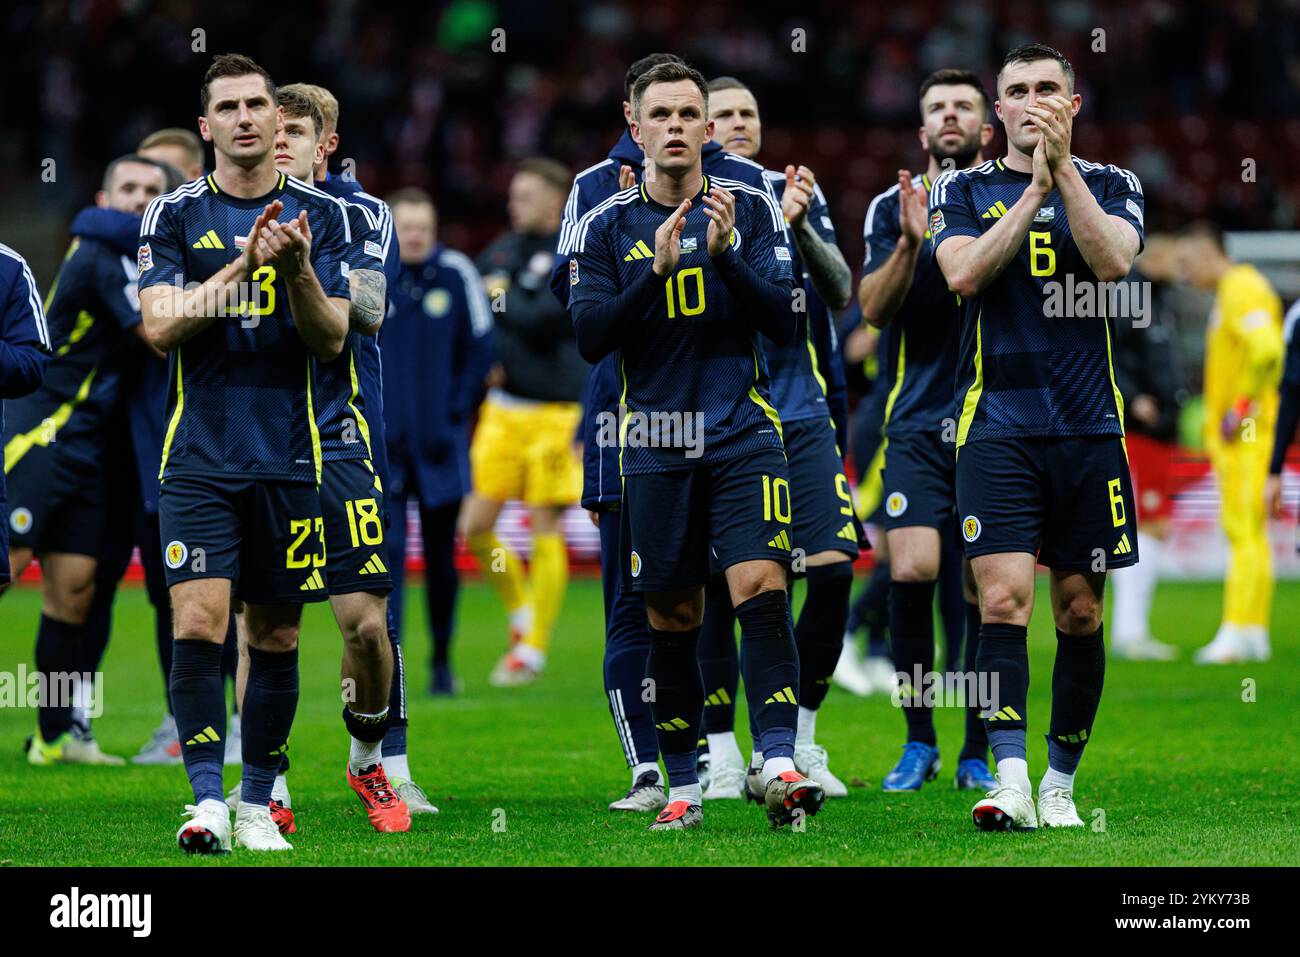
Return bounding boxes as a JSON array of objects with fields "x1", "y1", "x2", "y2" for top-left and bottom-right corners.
[
  {"x1": 955, "y1": 435, "x2": 1138, "y2": 571},
  {"x1": 320, "y1": 457, "x2": 392, "y2": 595},
  {"x1": 881, "y1": 429, "x2": 957, "y2": 532},
  {"x1": 4, "y1": 445, "x2": 105, "y2": 557},
  {"x1": 620, "y1": 447, "x2": 792, "y2": 593},
  {"x1": 783, "y1": 417, "x2": 861, "y2": 560},
  {"x1": 158, "y1": 473, "x2": 328, "y2": 603}
]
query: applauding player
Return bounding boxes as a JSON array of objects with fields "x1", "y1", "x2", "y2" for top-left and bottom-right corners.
[
  {"x1": 930, "y1": 44, "x2": 1144, "y2": 830},
  {"x1": 568, "y1": 61, "x2": 823, "y2": 831},
  {"x1": 138, "y1": 54, "x2": 353, "y2": 853}
]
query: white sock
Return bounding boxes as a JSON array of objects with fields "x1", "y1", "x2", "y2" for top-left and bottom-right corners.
[
  {"x1": 706, "y1": 732, "x2": 743, "y2": 769},
  {"x1": 996, "y1": 756, "x2": 1032, "y2": 796},
  {"x1": 669, "y1": 783, "x2": 701, "y2": 806},
  {"x1": 229, "y1": 713, "x2": 242, "y2": 735},
  {"x1": 796, "y1": 706, "x2": 817, "y2": 748},
  {"x1": 1039, "y1": 766, "x2": 1075, "y2": 795},
  {"x1": 761, "y1": 755, "x2": 795, "y2": 784},
  {"x1": 750, "y1": 749, "x2": 764, "y2": 770},
  {"x1": 509, "y1": 605, "x2": 533, "y2": 635},
  {"x1": 272, "y1": 774, "x2": 292, "y2": 806},
  {"x1": 631, "y1": 761, "x2": 661, "y2": 786},
  {"x1": 382, "y1": 753, "x2": 410, "y2": 782},
  {"x1": 349, "y1": 736, "x2": 383, "y2": 773}
]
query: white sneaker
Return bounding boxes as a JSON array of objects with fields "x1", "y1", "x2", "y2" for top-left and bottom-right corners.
[
  {"x1": 702, "y1": 755, "x2": 747, "y2": 800},
  {"x1": 224, "y1": 776, "x2": 292, "y2": 810},
  {"x1": 1239, "y1": 627, "x2": 1271, "y2": 662},
  {"x1": 133, "y1": 715, "x2": 182, "y2": 765},
  {"x1": 863, "y1": 656, "x2": 897, "y2": 696},
  {"x1": 233, "y1": 801, "x2": 293, "y2": 851},
  {"x1": 831, "y1": 640, "x2": 873, "y2": 697},
  {"x1": 971, "y1": 780, "x2": 1038, "y2": 831},
  {"x1": 1113, "y1": 635, "x2": 1179, "y2": 661},
  {"x1": 609, "y1": 771, "x2": 668, "y2": 812},
  {"x1": 391, "y1": 777, "x2": 439, "y2": 814},
  {"x1": 794, "y1": 743, "x2": 849, "y2": 798},
  {"x1": 177, "y1": 799, "x2": 232, "y2": 854},
  {"x1": 1037, "y1": 786, "x2": 1085, "y2": 827},
  {"x1": 1195, "y1": 626, "x2": 1247, "y2": 664},
  {"x1": 62, "y1": 735, "x2": 126, "y2": 766}
]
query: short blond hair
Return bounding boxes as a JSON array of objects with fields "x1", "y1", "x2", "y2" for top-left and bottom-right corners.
[
  {"x1": 279, "y1": 82, "x2": 339, "y2": 132},
  {"x1": 138, "y1": 128, "x2": 205, "y2": 170}
]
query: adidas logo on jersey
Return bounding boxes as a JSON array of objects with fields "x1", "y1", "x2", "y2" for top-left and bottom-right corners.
[
  {"x1": 623, "y1": 240, "x2": 653, "y2": 261},
  {"x1": 836, "y1": 522, "x2": 857, "y2": 541},
  {"x1": 191, "y1": 229, "x2": 225, "y2": 249},
  {"x1": 359, "y1": 553, "x2": 388, "y2": 575},
  {"x1": 768, "y1": 529, "x2": 791, "y2": 550},
  {"x1": 300, "y1": 569, "x2": 324, "y2": 591},
  {"x1": 1113, "y1": 533, "x2": 1133, "y2": 556},
  {"x1": 981, "y1": 201, "x2": 1010, "y2": 219}
]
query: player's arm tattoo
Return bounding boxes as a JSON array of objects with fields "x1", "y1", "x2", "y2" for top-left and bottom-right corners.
[
  {"x1": 349, "y1": 268, "x2": 386, "y2": 333},
  {"x1": 791, "y1": 222, "x2": 852, "y2": 310}
]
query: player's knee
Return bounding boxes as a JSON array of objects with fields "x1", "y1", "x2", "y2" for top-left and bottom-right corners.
[
  {"x1": 729, "y1": 566, "x2": 787, "y2": 605},
  {"x1": 890, "y1": 553, "x2": 939, "y2": 583},
  {"x1": 48, "y1": 578, "x2": 95, "y2": 624},
  {"x1": 979, "y1": 580, "x2": 1031, "y2": 623},
  {"x1": 173, "y1": 607, "x2": 226, "y2": 644},
  {"x1": 341, "y1": 611, "x2": 387, "y2": 656},
  {"x1": 1055, "y1": 594, "x2": 1101, "y2": 636},
  {"x1": 247, "y1": 622, "x2": 299, "y2": 654}
]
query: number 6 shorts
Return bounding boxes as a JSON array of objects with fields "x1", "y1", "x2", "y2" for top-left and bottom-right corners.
[
  {"x1": 619, "y1": 447, "x2": 793, "y2": 593},
  {"x1": 158, "y1": 472, "x2": 329, "y2": 604}
]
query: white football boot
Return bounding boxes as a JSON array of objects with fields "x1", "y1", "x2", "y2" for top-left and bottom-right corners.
[
  {"x1": 1037, "y1": 786, "x2": 1085, "y2": 828},
  {"x1": 177, "y1": 800, "x2": 232, "y2": 854},
  {"x1": 794, "y1": 743, "x2": 849, "y2": 798},
  {"x1": 701, "y1": 751, "x2": 747, "y2": 800},
  {"x1": 233, "y1": 801, "x2": 293, "y2": 851},
  {"x1": 972, "y1": 779, "x2": 1038, "y2": 831}
]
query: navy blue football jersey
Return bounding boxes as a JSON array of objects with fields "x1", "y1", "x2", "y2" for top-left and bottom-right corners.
[
  {"x1": 4, "y1": 232, "x2": 141, "y2": 468},
  {"x1": 314, "y1": 195, "x2": 387, "y2": 463},
  {"x1": 138, "y1": 173, "x2": 352, "y2": 483},
  {"x1": 569, "y1": 174, "x2": 793, "y2": 474},
  {"x1": 929, "y1": 156, "x2": 1144, "y2": 445},
  {"x1": 863, "y1": 172, "x2": 962, "y2": 437},
  {"x1": 762, "y1": 169, "x2": 837, "y2": 426}
]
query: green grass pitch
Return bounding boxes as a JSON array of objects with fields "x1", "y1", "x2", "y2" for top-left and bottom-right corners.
[{"x1": 0, "y1": 575, "x2": 1295, "y2": 866}]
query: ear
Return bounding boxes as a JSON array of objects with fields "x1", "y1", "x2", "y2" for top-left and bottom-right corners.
[
  {"x1": 705, "y1": 118, "x2": 715, "y2": 140},
  {"x1": 980, "y1": 122, "x2": 995, "y2": 148},
  {"x1": 1070, "y1": 93, "x2": 1082, "y2": 117},
  {"x1": 993, "y1": 99, "x2": 1004, "y2": 124},
  {"x1": 326, "y1": 132, "x2": 340, "y2": 157},
  {"x1": 630, "y1": 120, "x2": 644, "y2": 147},
  {"x1": 916, "y1": 124, "x2": 927, "y2": 152},
  {"x1": 95, "y1": 190, "x2": 108, "y2": 209},
  {"x1": 198, "y1": 117, "x2": 212, "y2": 143},
  {"x1": 314, "y1": 141, "x2": 326, "y2": 168},
  {"x1": 275, "y1": 105, "x2": 285, "y2": 131},
  {"x1": 622, "y1": 101, "x2": 632, "y2": 126}
]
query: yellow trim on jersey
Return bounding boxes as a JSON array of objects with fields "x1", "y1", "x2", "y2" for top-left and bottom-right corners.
[
  {"x1": 43, "y1": 239, "x2": 80, "y2": 314},
  {"x1": 55, "y1": 310, "x2": 95, "y2": 357},
  {"x1": 805, "y1": 325, "x2": 837, "y2": 434},
  {"x1": 1103, "y1": 315, "x2": 1129, "y2": 463},
  {"x1": 882, "y1": 329, "x2": 906, "y2": 428},
  {"x1": 617, "y1": 358, "x2": 630, "y2": 476},
  {"x1": 749, "y1": 350, "x2": 784, "y2": 443},
  {"x1": 158, "y1": 350, "x2": 185, "y2": 480},
  {"x1": 306, "y1": 358, "x2": 323, "y2": 485},
  {"x1": 955, "y1": 309, "x2": 983, "y2": 447},
  {"x1": 345, "y1": 349, "x2": 374, "y2": 458},
  {"x1": 4, "y1": 366, "x2": 98, "y2": 473},
  {"x1": 206, "y1": 174, "x2": 219, "y2": 194}
]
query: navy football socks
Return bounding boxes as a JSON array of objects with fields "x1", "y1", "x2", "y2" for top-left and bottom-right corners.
[
  {"x1": 170, "y1": 639, "x2": 227, "y2": 804},
  {"x1": 241, "y1": 645, "x2": 299, "y2": 807},
  {"x1": 735, "y1": 589, "x2": 799, "y2": 761}
]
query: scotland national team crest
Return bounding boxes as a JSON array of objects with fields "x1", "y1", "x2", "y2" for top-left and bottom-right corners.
[
  {"x1": 136, "y1": 243, "x2": 153, "y2": 272},
  {"x1": 9, "y1": 507, "x2": 32, "y2": 534},
  {"x1": 165, "y1": 540, "x2": 189, "y2": 570},
  {"x1": 569, "y1": 258, "x2": 580, "y2": 286},
  {"x1": 885, "y1": 492, "x2": 908, "y2": 518},
  {"x1": 962, "y1": 515, "x2": 982, "y2": 543},
  {"x1": 423, "y1": 288, "x2": 451, "y2": 317},
  {"x1": 629, "y1": 550, "x2": 641, "y2": 578}
]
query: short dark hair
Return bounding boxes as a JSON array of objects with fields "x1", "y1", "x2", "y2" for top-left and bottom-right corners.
[
  {"x1": 1181, "y1": 220, "x2": 1226, "y2": 252},
  {"x1": 707, "y1": 75, "x2": 751, "y2": 95},
  {"x1": 102, "y1": 153, "x2": 177, "y2": 193},
  {"x1": 386, "y1": 186, "x2": 435, "y2": 213},
  {"x1": 919, "y1": 68, "x2": 989, "y2": 118},
  {"x1": 277, "y1": 88, "x2": 324, "y2": 138},
  {"x1": 624, "y1": 53, "x2": 684, "y2": 101},
  {"x1": 998, "y1": 43, "x2": 1075, "y2": 93},
  {"x1": 515, "y1": 158, "x2": 571, "y2": 196},
  {"x1": 631, "y1": 61, "x2": 709, "y2": 119},
  {"x1": 201, "y1": 53, "x2": 276, "y2": 115}
]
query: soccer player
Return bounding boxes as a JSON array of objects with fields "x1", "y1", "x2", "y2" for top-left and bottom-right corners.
[
  {"x1": 568, "y1": 61, "x2": 824, "y2": 831},
  {"x1": 139, "y1": 128, "x2": 206, "y2": 183},
  {"x1": 0, "y1": 245, "x2": 49, "y2": 583},
  {"x1": 706, "y1": 75, "x2": 859, "y2": 798},
  {"x1": 552, "y1": 53, "x2": 779, "y2": 813},
  {"x1": 1266, "y1": 296, "x2": 1300, "y2": 545},
  {"x1": 465, "y1": 158, "x2": 584, "y2": 686},
  {"x1": 287, "y1": 81, "x2": 436, "y2": 812},
  {"x1": 858, "y1": 68, "x2": 998, "y2": 792},
  {"x1": 1109, "y1": 236, "x2": 1185, "y2": 660},
  {"x1": 6, "y1": 155, "x2": 169, "y2": 765},
  {"x1": 138, "y1": 53, "x2": 353, "y2": 853},
  {"x1": 1178, "y1": 222, "x2": 1282, "y2": 663},
  {"x1": 929, "y1": 43, "x2": 1145, "y2": 830},
  {"x1": 222, "y1": 85, "x2": 409, "y2": 834},
  {"x1": 383, "y1": 188, "x2": 495, "y2": 696}
]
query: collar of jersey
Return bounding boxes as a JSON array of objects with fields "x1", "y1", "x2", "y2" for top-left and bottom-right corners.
[
  {"x1": 993, "y1": 157, "x2": 1033, "y2": 180},
  {"x1": 205, "y1": 171, "x2": 288, "y2": 205},
  {"x1": 639, "y1": 174, "x2": 710, "y2": 212}
]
